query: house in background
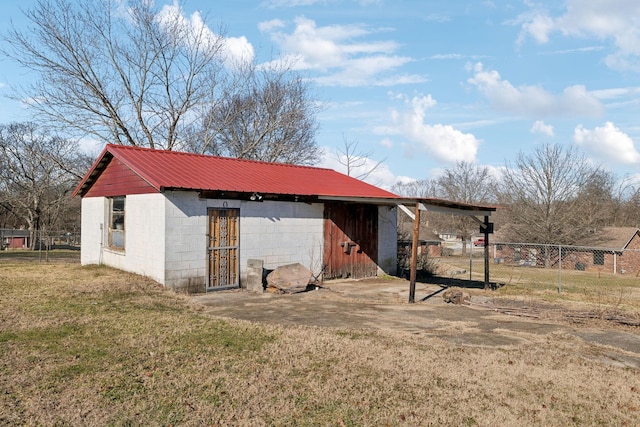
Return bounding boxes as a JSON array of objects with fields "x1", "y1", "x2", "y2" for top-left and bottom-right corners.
[
  {"x1": 73, "y1": 145, "x2": 401, "y2": 292},
  {"x1": 492, "y1": 226, "x2": 640, "y2": 274},
  {"x1": 397, "y1": 214, "x2": 443, "y2": 257},
  {"x1": 567, "y1": 227, "x2": 640, "y2": 274},
  {"x1": 1, "y1": 229, "x2": 30, "y2": 250}
]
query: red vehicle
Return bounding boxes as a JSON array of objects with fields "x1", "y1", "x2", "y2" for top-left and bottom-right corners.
[{"x1": 473, "y1": 238, "x2": 485, "y2": 247}]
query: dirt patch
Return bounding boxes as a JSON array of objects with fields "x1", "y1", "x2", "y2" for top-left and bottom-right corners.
[{"x1": 194, "y1": 277, "x2": 640, "y2": 368}]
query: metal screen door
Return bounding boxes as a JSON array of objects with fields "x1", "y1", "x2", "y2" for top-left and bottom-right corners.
[{"x1": 207, "y1": 209, "x2": 239, "y2": 290}]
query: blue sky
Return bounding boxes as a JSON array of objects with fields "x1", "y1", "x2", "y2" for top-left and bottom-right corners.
[{"x1": 2, "y1": 0, "x2": 640, "y2": 189}]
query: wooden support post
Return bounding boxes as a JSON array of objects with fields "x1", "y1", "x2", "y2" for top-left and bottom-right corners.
[
  {"x1": 409, "y1": 202, "x2": 420, "y2": 303},
  {"x1": 483, "y1": 215, "x2": 490, "y2": 289}
]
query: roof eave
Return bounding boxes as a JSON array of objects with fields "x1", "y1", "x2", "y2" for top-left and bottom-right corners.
[
  {"x1": 317, "y1": 195, "x2": 403, "y2": 205},
  {"x1": 71, "y1": 146, "x2": 112, "y2": 198},
  {"x1": 318, "y1": 196, "x2": 497, "y2": 215},
  {"x1": 622, "y1": 228, "x2": 640, "y2": 249}
]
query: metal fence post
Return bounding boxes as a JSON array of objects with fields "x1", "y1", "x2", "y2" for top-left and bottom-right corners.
[
  {"x1": 469, "y1": 240, "x2": 472, "y2": 281},
  {"x1": 557, "y1": 244, "x2": 562, "y2": 293}
]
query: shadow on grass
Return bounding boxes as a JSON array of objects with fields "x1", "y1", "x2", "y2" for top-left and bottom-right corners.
[{"x1": 0, "y1": 249, "x2": 80, "y2": 263}]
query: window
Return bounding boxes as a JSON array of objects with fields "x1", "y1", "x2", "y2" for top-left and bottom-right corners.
[
  {"x1": 593, "y1": 251, "x2": 604, "y2": 266},
  {"x1": 109, "y1": 196, "x2": 125, "y2": 249}
]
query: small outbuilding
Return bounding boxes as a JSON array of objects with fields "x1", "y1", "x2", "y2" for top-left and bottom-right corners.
[
  {"x1": 73, "y1": 145, "x2": 401, "y2": 292},
  {"x1": 1, "y1": 229, "x2": 31, "y2": 250}
]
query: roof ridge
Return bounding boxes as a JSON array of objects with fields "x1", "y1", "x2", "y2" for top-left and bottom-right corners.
[{"x1": 106, "y1": 143, "x2": 335, "y2": 172}]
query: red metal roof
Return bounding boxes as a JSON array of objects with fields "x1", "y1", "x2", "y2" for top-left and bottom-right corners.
[{"x1": 73, "y1": 144, "x2": 401, "y2": 200}]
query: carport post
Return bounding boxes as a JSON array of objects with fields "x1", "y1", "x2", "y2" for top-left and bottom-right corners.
[
  {"x1": 409, "y1": 202, "x2": 420, "y2": 303},
  {"x1": 483, "y1": 215, "x2": 490, "y2": 289}
]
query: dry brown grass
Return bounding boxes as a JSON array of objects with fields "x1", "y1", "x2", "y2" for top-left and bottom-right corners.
[
  {"x1": 1, "y1": 260, "x2": 639, "y2": 426},
  {"x1": 438, "y1": 256, "x2": 640, "y2": 316}
]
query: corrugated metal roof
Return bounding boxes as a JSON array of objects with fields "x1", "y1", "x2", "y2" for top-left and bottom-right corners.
[
  {"x1": 0, "y1": 229, "x2": 30, "y2": 237},
  {"x1": 74, "y1": 144, "x2": 401, "y2": 200}
]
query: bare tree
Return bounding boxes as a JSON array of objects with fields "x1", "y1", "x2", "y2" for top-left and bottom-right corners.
[
  {"x1": 499, "y1": 142, "x2": 600, "y2": 245},
  {"x1": 335, "y1": 134, "x2": 386, "y2": 182},
  {"x1": 622, "y1": 187, "x2": 640, "y2": 227},
  {"x1": 3, "y1": 0, "x2": 226, "y2": 150},
  {"x1": 573, "y1": 169, "x2": 617, "y2": 228},
  {"x1": 437, "y1": 161, "x2": 497, "y2": 204},
  {"x1": 198, "y1": 61, "x2": 321, "y2": 164},
  {"x1": 434, "y1": 161, "x2": 497, "y2": 253},
  {"x1": 391, "y1": 162, "x2": 496, "y2": 253},
  {"x1": 391, "y1": 178, "x2": 440, "y2": 198},
  {"x1": 607, "y1": 175, "x2": 640, "y2": 227},
  {"x1": 0, "y1": 122, "x2": 88, "y2": 248},
  {"x1": 4, "y1": 1, "x2": 323, "y2": 162}
]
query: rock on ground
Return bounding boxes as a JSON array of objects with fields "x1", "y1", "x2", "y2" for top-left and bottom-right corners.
[
  {"x1": 266, "y1": 263, "x2": 313, "y2": 294},
  {"x1": 442, "y1": 288, "x2": 471, "y2": 305}
]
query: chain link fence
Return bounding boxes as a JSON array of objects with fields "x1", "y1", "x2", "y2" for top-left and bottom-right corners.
[
  {"x1": 420, "y1": 240, "x2": 640, "y2": 292},
  {"x1": 0, "y1": 229, "x2": 81, "y2": 263},
  {"x1": 37, "y1": 229, "x2": 82, "y2": 250},
  {"x1": 1, "y1": 229, "x2": 81, "y2": 250}
]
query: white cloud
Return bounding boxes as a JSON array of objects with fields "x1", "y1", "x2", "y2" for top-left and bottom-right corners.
[
  {"x1": 261, "y1": 0, "x2": 321, "y2": 8},
  {"x1": 573, "y1": 122, "x2": 640, "y2": 165},
  {"x1": 258, "y1": 19, "x2": 285, "y2": 32},
  {"x1": 590, "y1": 87, "x2": 640, "y2": 100},
  {"x1": 519, "y1": 13, "x2": 554, "y2": 44},
  {"x1": 78, "y1": 137, "x2": 104, "y2": 156},
  {"x1": 517, "y1": 0, "x2": 640, "y2": 71},
  {"x1": 467, "y1": 63, "x2": 604, "y2": 117},
  {"x1": 262, "y1": 0, "x2": 381, "y2": 7},
  {"x1": 431, "y1": 53, "x2": 463, "y2": 60},
  {"x1": 380, "y1": 94, "x2": 480, "y2": 163},
  {"x1": 423, "y1": 14, "x2": 451, "y2": 23},
  {"x1": 156, "y1": 4, "x2": 254, "y2": 66},
  {"x1": 541, "y1": 46, "x2": 605, "y2": 55},
  {"x1": 223, "y1": 35, "x2": 255, "y2": 65},
  {"x1": 430, "y1": 53, "x2": 489, "y2": 61},
  {"x1": 530, "y1": 120, "x2": 554, "y2": 137},
  {"x1": 313, "y1": 55, "x2": 418, "y2": 87},
  {"x1": 380, "y1": 138, "x2": 394, "y2": 148},
  {"x1": 260, "y1": 16, "x2": 426, "y2": 86}
]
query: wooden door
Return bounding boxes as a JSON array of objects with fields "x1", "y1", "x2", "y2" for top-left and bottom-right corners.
[
  {"x1": 207, "y1": 209, "x2": 239, "y2": 290},
  {"x1": 323, "y1": 203, "x2": 378, "y2": 279}
]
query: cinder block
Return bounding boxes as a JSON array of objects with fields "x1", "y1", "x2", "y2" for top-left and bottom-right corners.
[{"x1": 245, "y1": 259, "x2": 264, "y2": 292}]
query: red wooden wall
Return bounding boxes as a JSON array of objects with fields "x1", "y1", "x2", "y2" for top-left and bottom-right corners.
[{"x1": 323, "y1": 203, "x2": 378, "y2": 279}]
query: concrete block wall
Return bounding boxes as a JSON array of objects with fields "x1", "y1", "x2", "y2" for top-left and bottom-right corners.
[
  {"x1": 83, "y1": 189, "x2": 393, "y2": 292},
  {"x1": 80, "y1": 194, "x2": 166, "y2": 285},
  {"x1": 122, "y1": 194, "x2": 166, "y2": 284},
  {"x1": 239, "y1": 201, "x2": 324, "y2": 281},
  {"x1": 80, "y1": 197, "x2": 106, "y2": 265},
  {"x1": 99, "y1": 194, "x2": 166, "y2": 284},
  {"x1": 163, "y1": 192, "x2": 324, "y2": 290},
  {"x1": 163, "y1": 191, "x2": 230, "y2": 292}
]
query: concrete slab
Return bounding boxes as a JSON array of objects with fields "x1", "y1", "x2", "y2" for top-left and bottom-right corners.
[{"x1": 192, "y1": 277, "x2": 640, "y2": 368}]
